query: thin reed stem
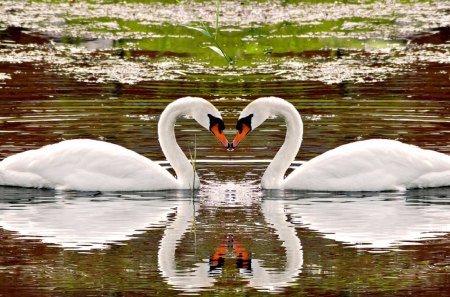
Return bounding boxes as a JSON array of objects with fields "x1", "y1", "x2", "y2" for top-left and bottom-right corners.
[{"x1": 215, "y1": 0, "x2": 220, "y2": 41}]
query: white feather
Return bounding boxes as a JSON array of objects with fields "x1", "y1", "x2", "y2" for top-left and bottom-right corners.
[
  {"x1": 238, "y1": 97, "x2": 450, "y2": 191},
  {"x1": 0, "y1": 97, "x2": 224, "y2": 191}
]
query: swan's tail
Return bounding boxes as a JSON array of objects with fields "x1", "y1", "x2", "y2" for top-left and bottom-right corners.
[{"x1": 0, "y1": 167, "x2": 51, "y2": 189}]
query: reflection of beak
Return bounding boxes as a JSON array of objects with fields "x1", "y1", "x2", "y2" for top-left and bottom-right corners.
[
  {"x1": 232, "y1": 123, "x2": 251, "y2": 148},
  {"x1": 211, "y1": 124, "x2": 229, "y2": 148}
]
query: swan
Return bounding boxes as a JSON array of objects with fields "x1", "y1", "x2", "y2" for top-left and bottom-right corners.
[
  {"x1": 0, "y1": 97, "x2": 229, "y2": 191},
  {"x1": 231, "y1": 97, "x2": 450, "y2": 191}
]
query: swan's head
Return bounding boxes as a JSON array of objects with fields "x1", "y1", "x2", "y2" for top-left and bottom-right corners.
[
  {"x1": 187, "y1": 98, "x2": 229, "y2": 148},
  {"x1": 207, "y1": 113, "x2": 228, "y2": 147},
  {"x1": 232, "y1": 97, "x2": 279, "y2": 148}
]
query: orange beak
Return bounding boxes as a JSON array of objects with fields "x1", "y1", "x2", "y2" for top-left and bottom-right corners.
[
  {"x1": 232, "y1": 123, "x2": 251, "y2": 148},
  {"x1": 211, "y1": 124, "x2": 229, "y2": 148}
]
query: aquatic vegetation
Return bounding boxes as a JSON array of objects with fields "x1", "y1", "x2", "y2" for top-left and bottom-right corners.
[
  {"x1": 0, "y1": 1, "x2": 449, "y2": 42},
  {"x1": 0, "y1": 0, "x2": 450, "y2": 84},
  {"x1": 0, "y1": 0, "x2": 448, "y2": 84},
  {"x1": 185, "y1": 0, "x2": 234, "y2": 64},
  {"x1": 0, "y1": 1, "x2": 447, "y2": 34},
  {"x1": 0, "y1": 0, "x2": 448, "y2": 86},
  {"x1": 0, "y1": 36, "x2": 447, "y2": 86}
]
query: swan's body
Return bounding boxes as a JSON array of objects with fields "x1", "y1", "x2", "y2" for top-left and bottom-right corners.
[
  {"x1": 283, "y1": 139, "x2": 450, "y2": 191},
  {"x1": 0, "y1": 139, "x2": 177, "y2": 191},
  {"x1": 232, "y1": 97, "x2": 450, "y2": 191},
  {"x1": 0, "y1": 97, "x2": 228, "y2": 191}
]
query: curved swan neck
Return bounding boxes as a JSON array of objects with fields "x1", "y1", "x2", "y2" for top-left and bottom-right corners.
[
  {"x1": 261, "y1": 100, "x2": 303, "y2": 189},
  {"x1": 158, "y1": 100, "x2": 199, "y2": 189}
]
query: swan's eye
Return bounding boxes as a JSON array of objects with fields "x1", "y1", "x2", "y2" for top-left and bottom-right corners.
[
  {"x1": 236, "y1": 114, "x2": 253, "y2": 133},
  {"x1": 208, "y1": 114, "x2": 225, "y2": 133}
]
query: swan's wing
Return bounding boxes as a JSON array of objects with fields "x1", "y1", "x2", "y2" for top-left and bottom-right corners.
[
  {"x1": 0, "y1": 139, "x2": 177, "y2": 191},
  {"x1": 283, "y1": 139, "x2": 450, "y2": 191}
]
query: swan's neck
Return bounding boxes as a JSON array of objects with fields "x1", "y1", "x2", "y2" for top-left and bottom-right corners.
[
  {"x1": 262, "y1": 103, "x2": 303, "y2": 189},
  {"x1": 158, "y1": 103, "x2": 199, "y2": 189}
]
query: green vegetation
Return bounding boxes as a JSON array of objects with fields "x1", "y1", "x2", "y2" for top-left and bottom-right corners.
[{"x1": 63, "y1": 14, "x2": 401, "y2": 68}]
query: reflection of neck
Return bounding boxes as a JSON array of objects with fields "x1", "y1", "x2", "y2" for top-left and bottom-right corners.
[
  {"x1": 157, "y1": 201, "x2": 213, "y2": 290},
  {"x1": 157, "y1": 197, "x2": 303, "y2": 292},
  {"x1": 158, "y1": 101, "x2": 199, "y2": 189},
  {"x1": 248, "y1": 199, "x2": 303, "y2": 290},
  {"x1": 262, "y1": 102, "x2": 303, "y2": 189}
]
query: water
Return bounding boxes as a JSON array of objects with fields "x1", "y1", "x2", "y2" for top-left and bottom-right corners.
[
  {"x1": 0, "y1": 0, "x2": 450, "y2": 296},
  {"x1": 0, "y1": 186, "x2": 449, "y2": 295}
]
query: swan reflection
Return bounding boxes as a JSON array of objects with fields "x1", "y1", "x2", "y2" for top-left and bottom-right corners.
[
  {"x1": 1, "y1": 185, "x2": 449, "y2": 293},
  {"x1": 246, "y1": 199, "x2": 303, "y2": 291},
  {"x1": 0, "y1": 187, "x2": 188, "y2": 250},
  {"x1": 158, "y1": 184, "x2": 303, "y2": 292},
  {"x1": 280, "y1": 188, "x2": 450, "y2": 249},
  {"x1": 0, "y1": 185, "x2": 304, "y2": 292}
]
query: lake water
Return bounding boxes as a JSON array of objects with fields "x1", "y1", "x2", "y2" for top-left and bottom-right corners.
[{"x1": 0, "y1": 0, "x2": 449, "y2": 296}]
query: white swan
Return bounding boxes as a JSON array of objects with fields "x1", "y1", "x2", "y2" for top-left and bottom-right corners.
[
  {"x1": 0, "y1": 97, "x2": 229, "y2": 191},
  {"x1": 231, "y1": 97, "x2": 450, "y2": 191}
]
